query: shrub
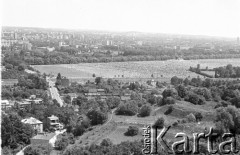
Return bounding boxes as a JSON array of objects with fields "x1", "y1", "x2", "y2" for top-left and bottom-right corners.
[
  {"x1": 100, "y1": 138, "x2": 113, "y2": 147},
  {"x1": 55, "y1": 135, "x2": 69, "y2": 151},
  {"x1": 124, "y1": 126, "x2": 139, "y2": 136},
  {"x1": 87, "y1": 109, "x2": 107, "y2": 125},
  {"x1": 185, "y1": 92, "x2": 205, "y2": 105},
  {"x1": 186, "y1": 113, "x2": 196, "y2": 123},
  {"x1": 115, "y1": 102, "x2": 138, "y2": 116},
  {"x1": 195, "y1": 112, "x2": 203, "y2": 122},
  {"x1": 24, "y1": 143, "x2": 53, "y2": 155},
  {"x1": 73, "y1": 125, "x2": 85, "y2": 137},
  {"x1": 153, "y1": 117, "x2": 165, "y2": 129},
  {"x1": 162, "y1": 88, "x2": 178, "y2": 99},
  {"x1": 172, "y1": 121, "x2": 178, "y2": 127},
  {"x1": 164, "y1": 105, "x2": 173, "y2": 115},
  {"x1": 138, "y1": 105, "x2": 151, "y2": 117},
  {"x1": 156, "y1": 96, "x2": 163, "y2": 106},
  {"x1": 176, "y1": 85, "x2": 187, "y2": 98},
  {"x1": 163, "y1": 97, "x2": 176, "y2": 105}
]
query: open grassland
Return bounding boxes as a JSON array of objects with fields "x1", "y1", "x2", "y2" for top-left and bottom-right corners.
[
  {"x1": 33, "y1": 59, "x2": 240, "y2": 81},
  {"x1": 79, "y1": 100, "x2": 217, "y2": 146}
]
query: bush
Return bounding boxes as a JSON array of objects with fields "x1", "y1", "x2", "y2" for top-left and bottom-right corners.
[
  {"x1": 73, "y1": 125, "x2": 85, "y2": 137},
  {"x1": 87, "y1": 109, "x2": 107, "y2": 125},
  {"x1": 172, "y1": 121, "x2": 178, "y2": 127},
  {"x1": 162, "y1": 88, "x2": 178, "y2": 99},
  {"x1": 115, "y1": 102, "x2": 138, "y2": 116},
  {"x1": 138, "y1": 105, "x2": 151, "y2": 117},
  {"x1": 100, "y1": 138, "x2": 113, "y2": 147},
  {"x1": 185, "y1": 92, "x2": 205, "y2": 105},
  {"x1": 163, "y1": 97, "x2": 176, "y2": 105},
  {"x1": 24, "y1": 143, "x2": 53, "y2": 155},
  {"x1": 186, "y1": 113, "x2": 196, "y2": 123},
  {"x1": 195, "y1": 112, "x2": 203, "y2": 122},
  {"x1": 164, "y1": 105, "x2": 173, "y2": 115},
  {"x1": 176, "y1": 85, "x2": 187, "y2": 98},
  {"x1": 124, "y1": 126, "x2": 139, "y2": 136},
  {"x1": 5, "y1": 64, "x2": 13, "y2": 70},
  {"x1": 153, "y1": 117, "x2": 165, "y2": 129}
]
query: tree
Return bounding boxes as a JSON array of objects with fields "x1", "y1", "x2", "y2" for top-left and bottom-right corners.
[
  {"x1": 5, "y1": 64, "x2": 13, "y2": 70},
  {"x1": 171, "y1": 76, "x2": 180, "y2": 85},
  {"x1": 183, "y1": 78, "x2": 190, "y2": 86},
  {"x1": 162, "y1": 88, "x2": 178, "y2": 99},
  {"x1": 124, "y1": 126, "x2": 139, "y2": 136},
  {"x1": 86, "y1": 109, "x2": 107, "y2": 125},
  {"x1": 153, "y1": 117, "x2": 165, "y2": 129},
  {"x1": 100, "y1": 138, "x2": 113, "y2": 147},
  {"x1": 115, "y1": 102, "x2": 138, "y2": 116},
  {"x1": 176, "y1": 85, "x2": 187, "y2": 98},
  {"x1": 1, "y1": 113, "x2": 34, "y2": 149},
  {"x1": 106, "y1": 97, "x2": 120, "y2": 109},
  {"x1": 18, "y1": 63, "x2": 26, "y2": 71},
  {"x1": 195, "y1": 112, "x2": 203, "y2": 122},
  {"x1": 95, "y1": 77, "x2": 103, "y2": 85},
  {"x1": 56, "y1": 73, "x2": 62, "y2": 80},
  {"x1": 163, "y1": 97, "x2": 176, "y2": 105},
  {"x1": 138, "y1": 105, "x2": 151, "y2": 117},
  {"x1": 92, "y1": 73, "x2": 96, "y2": 77},
  {"x1": 24, "y1": 143, "x2": 53, "y2": 155},
  {"x1": 215, "y1": 106, "x2": 240, "y2": 134}
]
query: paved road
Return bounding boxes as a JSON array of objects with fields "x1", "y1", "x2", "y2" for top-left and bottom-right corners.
[{"x1": 47, "y1": 78, "x2": 64, "y2": 107}]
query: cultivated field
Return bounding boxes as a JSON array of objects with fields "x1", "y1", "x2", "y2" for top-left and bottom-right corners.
[{"x1": 33, "y1": 59, "x2": 240, "y2": 82}]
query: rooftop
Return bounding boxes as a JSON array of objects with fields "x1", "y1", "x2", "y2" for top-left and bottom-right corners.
[
  {"x1": 21, "y1": 117, "x2": 42, "y2": 124},
  {"x1": 48, "y1": 115, "x2": 59, "y2": 120},
  {"x1": 31, "y1": 133, "x2": 56, "y2": 140}
]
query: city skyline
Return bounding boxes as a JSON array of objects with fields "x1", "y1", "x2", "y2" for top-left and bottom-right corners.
[{"x1": 1, "y1": 0, "x2": 240, "y2": 38}]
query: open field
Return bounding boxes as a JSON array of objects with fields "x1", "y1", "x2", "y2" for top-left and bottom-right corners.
[
  {"x1": 75, "y1": 100, "x2": 217, "y2": 146},
  {"x1": 33, "y1": 59, "x2": 240, "y2": 83}
]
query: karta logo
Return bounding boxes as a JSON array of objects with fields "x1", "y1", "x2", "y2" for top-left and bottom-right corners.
[{"x1": 142, "y1": 125, "x2": 239, "y2": 154}]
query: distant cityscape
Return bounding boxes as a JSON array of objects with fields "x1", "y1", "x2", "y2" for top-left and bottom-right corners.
[{"x1": 2, "y1": 26, "x2": 240, "y2": 59}]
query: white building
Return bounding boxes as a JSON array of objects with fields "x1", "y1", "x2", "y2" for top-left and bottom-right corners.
[
  {"x1": 21, "y1": 117, "x2": 43, "y2": 133},
  {"x1": 48, "y1": 115, "x2": 64, "y2": 130}
]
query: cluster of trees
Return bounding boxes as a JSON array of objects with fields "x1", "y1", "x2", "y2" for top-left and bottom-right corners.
[
  {"x1": 3, "y1": 46, "x2": 240, "y2": 66},
  {"x1": 1, "y1": 112, "x2": 35, "y2": 154},
  {"x1": 116, "y1": 101, "x2": 139, "y2": 116},
  {"x1": 63, "y1": 139, "x2": 160, "y2": 155},
  {"x1": 215, "y1": 64, "x2": 240, "y2": 78},
  {"x1": 169, "y1": 75, "x2": 240, "y2": 107},
  {"x1": 23, "y1": 143, "x2": 53, "y2": 155}
]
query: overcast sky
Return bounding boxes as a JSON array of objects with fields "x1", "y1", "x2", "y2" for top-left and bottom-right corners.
[{"x1": 2, "y1": 0, "x2": 240, "y2": 37}]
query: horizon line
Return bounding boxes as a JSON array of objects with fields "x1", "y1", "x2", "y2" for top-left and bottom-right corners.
[{"x1": 2, "y1": 25, "x2": 238, "y2": 39}]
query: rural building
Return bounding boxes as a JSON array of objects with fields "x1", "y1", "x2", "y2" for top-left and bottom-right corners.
[
  {"x1": 15, "y1": 101, "x2": 32, "y2": 109},
  {"x1": 25, "y1": 98, "x2": 43, "y2": 104},
  {"x1": 120, "y1": 95, "x2": 131, "y2": 102},
  {"x1": 48, "y1": 115, "x2": 64, "y2": 130},
  {"x1": 21, "y1": 117, "x2": 43, "y2": 133},
  {"x1": 1, "y1": 79, "x2": 18, "y2": 86},
  {"x1": 31, "y1": 130, "x2": 66, "y2": 147},
  {"x1": 1, "y1": 100, "x2": 13, "y2": 110},
  {"x1": 31, "y1": 133, "x2": 56, "y2": 146}
]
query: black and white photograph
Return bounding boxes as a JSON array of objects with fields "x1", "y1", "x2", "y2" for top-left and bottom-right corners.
[{"x1": 1, "y1": 0, "x2": 240, "y2": 154}]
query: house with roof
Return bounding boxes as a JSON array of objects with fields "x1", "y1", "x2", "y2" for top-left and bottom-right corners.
[
  {"x1": 21, "y1": 117, "x2": 43, "y2": 133},
  {"x1": 1, "y1": 100, "x2": 13, "y2": 110},
  {"x1": 15, "y1": 101, "x2": 32, "y2": 109},
  {"x1": 25, "y1": 98, "x2": 43, "y2": 104},
  {"x1": 31, "y1": 129, "x2": 66, "y2": 147},
  {"x1": 1, "y1": 79, "x2": 18, "y2": 87},
  {"x1": 48, "y1": 115, "x2": 64, "y2": 130},
  {"x1": 120, "y1": 94, "x2": 131, "y2": 102}
]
